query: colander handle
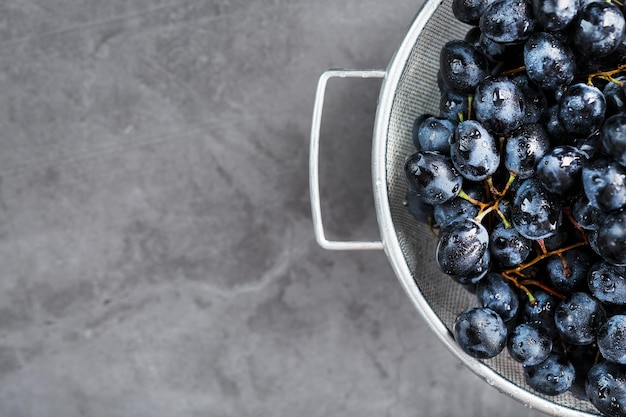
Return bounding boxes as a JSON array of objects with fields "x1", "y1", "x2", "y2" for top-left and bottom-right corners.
[{"x1": 309, "y1": 69, "x2": 385, "y2": 251}]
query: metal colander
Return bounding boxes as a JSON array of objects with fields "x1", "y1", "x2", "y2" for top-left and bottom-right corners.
[{"x1": 310, "y1": 0, "x2": 601, "y2": 415}]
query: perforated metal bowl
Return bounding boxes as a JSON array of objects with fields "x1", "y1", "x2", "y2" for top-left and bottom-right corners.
[{"x1": 310, "y1": 0, "x2": 601, "y2": 415}]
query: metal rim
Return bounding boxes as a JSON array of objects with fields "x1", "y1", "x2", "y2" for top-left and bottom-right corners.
[{"x1": 370, "y1": 1, "x2": 598, "y2": 415}]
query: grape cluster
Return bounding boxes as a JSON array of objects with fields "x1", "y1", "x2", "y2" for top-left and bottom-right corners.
[{"x1": 404, "y1": 0, "x2": 626, "y2": 414}]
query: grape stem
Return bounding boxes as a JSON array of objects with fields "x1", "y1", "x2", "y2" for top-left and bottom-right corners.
[
  {"x1": 563, "y1": 206, "x2": 589, "y2": 244},
  {"x1": 499, "y1": 65, "x2": 526, "y2": 76},
  {"x1": 462, "y1": 172, "x2": 516, "y2": 226},
  {"x1": 507, "y1": 240, "x2": 587, "y2": 274},
  {"x1": 587, "y1": 63, "x2": 626, "y2": 85},
  {"x1": 498, "y1": 240, "x2": 587, "y2": 303}
]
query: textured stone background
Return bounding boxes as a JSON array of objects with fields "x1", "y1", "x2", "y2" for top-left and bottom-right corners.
[{"x1": 0, "y1": 1, "x2": 549, "y2": 416}]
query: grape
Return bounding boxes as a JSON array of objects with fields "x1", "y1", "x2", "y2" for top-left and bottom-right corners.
[
  {"x1": 473, "y1": 75, "x2": 526, "y2": 135},
  {"x1": 452, "y1": 0, "x2": 495, "y2": 25},
  {"x1": 572, "y1": 193, "x2": 606, "y2": 231},
  {"x1": 588, "y1": 261, "x2": 626, "y2": 305},
  {"x1": 572, "y1": 2, "x2": 626, "y2": 58},
  {"x1": 523, "y1": 31, "x2": 576, "y2": 91},
  {"x1": 507, "y1": 323, "x2": 552, "y2": 366},
  {"x1": 404, "y1": 151, "x2": 463, "y2": 205},
  {"x1": 596, "y1": 210, "x2": 626, "y2": 266},
  {"x1": 545, "y1": 247, "x2": 594, "y2": 295},
  {"x1": 582, "y1": 157, "x2": 626, "y2": 213},
  {"x1": 453, "y1": 307, "x2": 507, "y2": 359},
  {"x1": 554, "y1": 292, "x2": 606, "y2": 345},
  {"x1": 450, "y1": 120, "x2": 500, "y2": 181},
  {"x1": 536, "y1": 145, "x2": 586, "y2": 195},
  {"x1": 439, "y1": 40, "x2": 490, "y2": 94},
  {"x1": 545, "y1": 104, "x2": 567, "y2": 143},
  {"x1": 476, "y1": 272, "x2": 520, "y2": 322},
  {"x1": 405, "y1": 189, "x2": 435, "y2": 223},
  {"x1": 598, "y1": 315, "x2": 626, "y2": 364},
  {"x1": 433, "y1": 182, "x2": 484, "y2": 227},
  {"x1": 522, "y1": 289, "x2": 558, "y2": 338},
  {"x1": 452, "y1": 253, "x2": 491, "y2": 285},
  {"x1": 439, "y1": 88, "x2": 471, "y2": 121},
  {"x1": 586, "y1": 361, "x2": 626, "y2": 417},
  {"x1": 531, "y1": 0, "x2": 578, "y2": 32},
  {"x1": 411, "y1": 113, "x2": 434, "y2": 150},
  {"x1": 478, "y1": 32, "x2": 509, "y2": 62},
  {"x1": 489, "y1": 222, "x2": 532, "y2": 268},
  {"x1": 464, "y1": 26, "x2": 482, "y2": 46},
  {"x1": 602, "y1": 113, "x2": 626, "y2": 168},
  {"x1": 436, "y1": 218, "x2": 490, "y2": 277},
  {"x1": 510, "y1": 74, "x2": 547, "y2": 125},
  {"x1": 511, "y1": 177, "x2": 562, "y2": 240},
  {"x1": 604, "y1": 76, "x2": 626, "y2": 116},
  {"x1": 524, "y1": 352, "x2": 575, "y2": 395},
  {"x1": 558, "y1": 83, "x2": 606, "y2": 138},
  {"x1": 504, "y1": 123, "x2": 550, "y2": 179},
  {"x1": 574, "y1": 134, "x2": 603, "y2": 161},
  {"x1": 568, "y1": 345, "x2": 599, "y2": 401},
  {"x1": 479, "y1": 0, "x2": 535, "y2": 44}
]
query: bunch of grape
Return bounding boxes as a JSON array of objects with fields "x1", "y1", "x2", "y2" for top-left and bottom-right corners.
[{"x1": 404, "y1": 0, "x2": 626, "y2": 415}]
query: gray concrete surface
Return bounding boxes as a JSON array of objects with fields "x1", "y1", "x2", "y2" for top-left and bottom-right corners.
[{"x1": 0, "y1": 1, "x2": 549, "y2": 416}]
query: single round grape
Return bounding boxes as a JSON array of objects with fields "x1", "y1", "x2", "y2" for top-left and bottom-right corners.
[
  {"x1": 582, "y1": 157, "x2": 626, "y2": 213},
  {"x1": 572, "y1": 1, "x2": 626, "y2": 58},
  {"x1": 436, "y1": 218, "x2": 490, "y2": 277},
  {"x1": 511, "y1": 177, "x2": 562, "y2": 240},
  {"x1": 450, "y1": 120, "x2": 500, "y2": 181},
  {"x1": 489, "y1": 222, "x2": 532, "y2": 268},
  {"x1": 504, "y1": 123, "x2": 550, "y2": 179},
  {"x1": 439, "y1": 40, "x2": 490, "y2": 94},
  {"x1": 586, "y1": 361, "x2": 626, "y2": 417},
  {"x1": 554, "y1": 292, "x2": 607, "y2": 345},
  {"x1": 596, "y1": 211, "x2": 626, "y2": 266},
  {"x1": 507, "y1": 323, "x2": 552, "y2": 366},
  {"x1": 546, "y1": 247, "x2": 594, "y2": 295},
  {"x1": 404, "y1": 151, "x2": 463, "y2": 206},
  {"x1": 473, "y1": 76, "x2": 526, "y2": 136},
  {"x1": 598, "y1": 315, "x2": 626, "y2": 364},
  {"x1": 433, "y1": 182, "x2": 484, "y2": 227},
  {"x1": 479, "y1": 0, "x2": 535, "y2": 44},
  {"x1": 453, "y1": 307, "x2": 507, "y2": 359},
  {"x1": 452, "y1": 0, "x2": 495, "y2": 25},
  {"x1": 531, "y1": 0, "x2": 578, "y2": 31},
  {"x1": 439, "y1": 88, "x2": 471, "y2": 121},
  {"x1": 522, "y1": 289, "x2": 558, "y2": 338},
  {"x1": 523, "y1": 31, "x2": 576, "y2": 91},
  {"x1": 476, "y1": 272, "x2": 520, "y2": 322},
  {"x1": 602, "y1": 113, "x2": 626, "y2": 168},
  {"x1": 588, "y1": 261, "x2": 626, "y2": 305},
  {"x1": 524, "y1": 353, "x2": 575, "y2": 395},
  {"x1": 536, "y1": 145, "x2": 587, "y2": 195},
  {"x1": 558, "y1": 83, "x2": 606, "y2": 138},
  {"x1": 604, "y1": 76, "x2": 626, "y2": 116}
]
